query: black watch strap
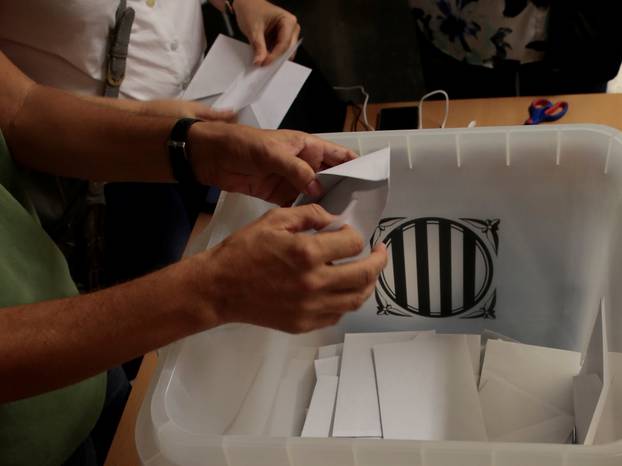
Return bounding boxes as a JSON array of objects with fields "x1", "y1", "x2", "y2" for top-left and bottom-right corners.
[{"x1": 168, "y1": 118, "x2": 202, "y2": 188}]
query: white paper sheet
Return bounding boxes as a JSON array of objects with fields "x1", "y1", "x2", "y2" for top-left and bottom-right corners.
[
  {"x1": 214, "y1": 40, "x2": 301, "y2": 111},
  {"x1": 466, "y1": 334, "x2": 482, "y2": 379},
  {"x1": 182, "y1": 35, "x2": 310, "y2": 129},
  {"x1": 318, "y1": 343, "x2": 343, "y2": 359},
  {"x1": 373, "y1": 334, "x2": 487, "y2": 441},
  {"x1": 479, "y1": 340, "x2": 580, "y2": 415},
  {"x1": 294, "y1": 147, "x2": 391, "y2": 259},
  {"x1": 314, "y1": 356, "x2": 340, "y2": 377},
  {"x1": 592, "y1": 352, "x2": 622, "y2": 444},
  {"x1": 331, "y1": 331, "x2": 432, "y2": 438},
  {"x1": 576, "y1": 302, "x2": 610, "y2": 444},
  {"x1": 479, "y1": 371, "x2": 571, "y2": 440},
  {"x1": 301, "y1": 376, "x2": 339, "y2": 438}
]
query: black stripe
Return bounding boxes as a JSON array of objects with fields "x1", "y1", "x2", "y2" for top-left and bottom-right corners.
[
  {"x1": 463, "y1": 228, "x2": 476, "y2": 309},
  {"x1": 415, "y1": 221, "x2": 430, "y2": 315},
  {"x1": 389, "y1": 232, "x2": 408, "y2": 308},
  {"x1": 439, "y1": 220, "x2": 452, "y2": 315}
]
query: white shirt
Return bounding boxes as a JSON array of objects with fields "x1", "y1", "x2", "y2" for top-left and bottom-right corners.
[{"x1": 0, "y1": 0, "x2": 206, "y2": 99}]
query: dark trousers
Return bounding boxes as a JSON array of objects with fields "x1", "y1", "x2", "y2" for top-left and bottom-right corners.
[
  {"x1": 417, "y1": 29, "x2": 608, "y2": 99},
  {"x1": 62, "y1": 367, "x2": 131, "y2": 466}
]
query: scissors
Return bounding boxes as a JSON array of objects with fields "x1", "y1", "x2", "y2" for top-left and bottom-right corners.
[{"x1": 524, "y1": 98, "x2": 569, "y2": 125}]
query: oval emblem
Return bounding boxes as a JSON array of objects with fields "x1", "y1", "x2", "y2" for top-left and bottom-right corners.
[{"x1": 377, "y1": 217, "x2": 495, "y2": 317}]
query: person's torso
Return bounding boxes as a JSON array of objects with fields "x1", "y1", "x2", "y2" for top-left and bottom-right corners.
[
  {"x1": 0, "y1": 131, "x2": 106, "y2": 466},
  {"x1": 0, "y1": 0, "x2": 206, "y2": 99},
  {"x1": 410, "y1": 0, "x2": 551, "y2": 67}
]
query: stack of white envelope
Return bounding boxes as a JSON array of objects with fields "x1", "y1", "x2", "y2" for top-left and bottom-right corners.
[{"x1": 294, "y1": 306, "x2": 622, "y2": 444}]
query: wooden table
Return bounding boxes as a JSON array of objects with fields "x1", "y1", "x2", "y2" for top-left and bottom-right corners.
[
  {"x1": 104, "y1": 93, "x2": 622, "y2": 466},
  {"x1": 344, "y1": 93, "x2": 622, "y2": 131}
]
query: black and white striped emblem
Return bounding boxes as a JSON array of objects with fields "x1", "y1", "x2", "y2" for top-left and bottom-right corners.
[{"x1": 372, "y1": 217, "x2": 499, "y2": 319}]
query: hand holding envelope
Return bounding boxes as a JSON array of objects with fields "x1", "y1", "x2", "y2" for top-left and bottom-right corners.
[
  {"x1": 294, "y1": 146, "x2": 391, "y2": 261},
  {"x1": 183, "y1": 35, "x2": 310, "y2": 129}
]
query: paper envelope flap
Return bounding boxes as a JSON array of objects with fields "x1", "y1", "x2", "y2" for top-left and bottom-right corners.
[
  {"x1": 317, "y1": 146, "x2": 391, "y2": 182},
  {"x1": 183, "y1": 34, "x2": 252, "y2": 101}
]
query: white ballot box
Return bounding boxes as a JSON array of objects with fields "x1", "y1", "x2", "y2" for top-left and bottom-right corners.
[{"x1": 137, "y1": 125, "x2": 622, "y2": 466}]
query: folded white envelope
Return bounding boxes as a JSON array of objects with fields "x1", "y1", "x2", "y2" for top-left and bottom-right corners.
[
  {"x1": 479, "y1": 340, "x2": 580, "y2": 415},
  {"x1": 331, "y1": 330, "x2": 433, "y2": 438},
  {"x1": 575, "y1": 301, "x2": 610, "y2": 444},
  {"x1": 301, "y1": 376, "x2": 339, "y2": 438},
  {"x1": 183, "y1": 34, "x2": 311, "y2": 129},
  {"x1": 373, "y1": 334, "x2": 487, "y2": 441},
  {"x1": 318, "y1": 343, "x2": 343, "y2": 359},
  {"x1": 479, "y1": 371, "x2": 572, "y2": 441},
  {"x1": 314, "y1": 356, "x2": 340, "y2": 378},
  {"x1": 295, "y1": 146, "x2": 391, "y2": 260}
]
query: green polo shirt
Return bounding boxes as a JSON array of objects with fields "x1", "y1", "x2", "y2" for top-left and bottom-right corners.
[{"x1": 0, "y1": 131, "x2": 106, "y2": 466}]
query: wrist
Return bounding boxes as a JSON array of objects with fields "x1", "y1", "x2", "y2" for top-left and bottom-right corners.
[
  {"x1": 175, "y1": 253, "x2": 225, "y2": 330},
  {"x1": 187, "y1": 120, "x2": 235, "y2": 185}
]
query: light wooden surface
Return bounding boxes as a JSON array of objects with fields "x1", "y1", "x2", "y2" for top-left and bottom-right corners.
[
  {"x1": 344, "y1": 93, "x2": 622, "y2": 131},
  {"x1": 104, "y1": 92, "x2": 622, "y2": 466}
]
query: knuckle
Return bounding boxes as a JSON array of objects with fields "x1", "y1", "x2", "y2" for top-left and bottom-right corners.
[
  {"x1": 291, "y1": 241, "x2": 317, "y2": 267},
  {"x1": 300, "y1": 273, "x2": 322, "y2": 293},
  {"x1": 349, "y1": 233, "x2": 365, "y2": 254}
]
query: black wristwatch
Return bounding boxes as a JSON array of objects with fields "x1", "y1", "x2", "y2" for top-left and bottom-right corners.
[{"x1": 167, "y1": 117, "x2": 202, "y2": 189}]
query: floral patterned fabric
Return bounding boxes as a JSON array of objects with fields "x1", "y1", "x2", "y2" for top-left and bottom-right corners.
[{"x1": 410, "y1": 0, "x2": 551, "y2": 67}]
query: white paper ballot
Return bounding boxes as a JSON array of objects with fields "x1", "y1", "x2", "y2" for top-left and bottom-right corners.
[
  {"x1": 331, "y1": 331, "x2": 433, "y2": 438},
  {"x1": 479, "y1": 340, "x2": 580, "y2": 415},
  {"x1": 592, "y1": 352, "x2": 622, "y2": 444},
  {"x1": 479, "y1": 372, "x2": 572, "y2": 441},
  {"x1": 466, "y1": 334, "x2": 482, "y2": 379},
  {"x1": 183, "y1": 35, "x2": 310, "y2": 129},
  {"x1": 318, "y1": 343, "x2": 343, "y2": 359},
  {"x1": 314, "y1": 356, "x2": 340, "y2": 377},
  {"x1": 373, "y1": 334, "x2": 487, "y2": 441},
  {"x1": 575, "y1": 302, "x2": 610, "y2": 444},
  {"x1": 301, "y1": 376, "x2": 339, "y2": 438},
  {"x1": 295, "y1": 147, "x2": 391, "y2": 258}
]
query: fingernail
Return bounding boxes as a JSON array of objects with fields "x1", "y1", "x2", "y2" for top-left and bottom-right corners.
[{"x1": 305, "y1": 179, "x2": 323, "y2": 197}]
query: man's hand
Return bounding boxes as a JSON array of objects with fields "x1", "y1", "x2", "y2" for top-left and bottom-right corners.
[
  {"x1": 233, "y1": 0, "x2": 300, "y2": 65},
  {"x1": 189, "y1": 123, "x2": 357, "y2": 205},
  {"x1": 140, "y1": 99, "x2": 236, "y2": 122},
  {"x1": 192, "y1": 204, "x2": 388, "y2": 333}
]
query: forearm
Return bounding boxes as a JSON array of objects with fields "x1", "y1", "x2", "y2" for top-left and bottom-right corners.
[
  {"x1": 7, "y1": 84, "x2": 177, "y2": 182},
  {"x1": 0, "y1": 256, "x2": 219, "y2": 402},
  {"x1": 77, "y1": 93, "x2": 148, "y2": 114}
]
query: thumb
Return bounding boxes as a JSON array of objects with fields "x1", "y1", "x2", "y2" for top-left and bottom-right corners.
[
  {"x1": 267, "y1": 146, "x2": 324, "y2": 198},
  {"x1": 250, "y1": 31, "x2": 268, "y2": 65}
]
